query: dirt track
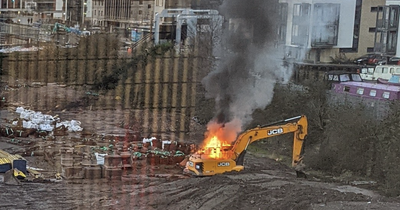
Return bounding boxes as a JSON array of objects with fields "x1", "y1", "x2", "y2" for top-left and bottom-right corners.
[{"x1": 1, "y1": 153, "x2": 400, "y2": 210}]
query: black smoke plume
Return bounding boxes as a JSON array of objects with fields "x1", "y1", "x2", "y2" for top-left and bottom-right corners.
[{"x1": 202, "y1": 0, "x2": 291, "y2": 127}]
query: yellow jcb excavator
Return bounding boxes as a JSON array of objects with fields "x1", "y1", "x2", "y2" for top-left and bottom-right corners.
[{"x1": 184, "y1": 115, "x2": 308, "y2": 178}]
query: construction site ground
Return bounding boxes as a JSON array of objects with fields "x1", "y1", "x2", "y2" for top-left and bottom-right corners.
[{"x1": 1, "y1": 82, "x2": 400, "y2": 210}]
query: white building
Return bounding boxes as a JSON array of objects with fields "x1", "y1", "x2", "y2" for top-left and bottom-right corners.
[
  {"x1": 279, "y1": 0, "x2": 358, "y2": 62},
  {"x1": 91, "y1": 0, "x2": 105, "y2": 28},
  {"x1": 54, "y1": 0, "x2": 64, "y2": 18},
  {"x1": 154, "y1": 0, "x2": 166, "y2": 18}
]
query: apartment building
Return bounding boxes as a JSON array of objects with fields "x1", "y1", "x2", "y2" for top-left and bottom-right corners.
[
  {"x1": 0, "y1": 0, "x2": 27, "y2": 12},
  {"x1": 83, "y1": 0, "x2": 93, "y2": 26},
  {"x1": 35, "y1": 0, "x2": 64, "y2": 20},
  {"x1": 66, "y1": 0, "x2": 92, "y2": 28},
  {"x1": 64, "y1": 0, "x2": 83, "y2": 26},
  {"x1": 104, "y1": 0, "x2": 220, "y2": 28},
  {"x1": 278, "y1": 0, "x2": 386, "y2": 63},
  {"x1": 91, "y1": 0, "x2": 105, "y2": 28},
  {"x1": 358, "y1": 0, "x2": 386, "y2": 56},
  {"x1": 0, "y1": 0, "x2": 64, "y2": 20},
  {"x1": 131, "y1": 0, "x2": 154, "y2": 25},
  {"x1": 104, "y1": 0, "x2": 153, "y2": 30}
]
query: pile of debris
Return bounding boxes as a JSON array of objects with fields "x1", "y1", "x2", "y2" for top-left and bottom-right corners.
[
  {"x1": 0, "y1": 107, "x2": 83, "y2": 138},
  {"x1": 0, "y1": 107, "x2": 200, "y2": 182},
  {"x1": 0, "y1": 149, "x2": 43, "y2": 185},
  {"x1": 59, "y1": 137, "x2": 197, "y2": 180}
]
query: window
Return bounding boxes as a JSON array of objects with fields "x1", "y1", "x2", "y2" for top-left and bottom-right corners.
[
  {"x1": 279, "y1": 3, "x2": 289, "y2": 22},
  {"x1": 361, "y1": 68, "x2": 368, "y2": 73},
  {"x1": 340, "y1": 74, "x2": 350, "y2": 82},
  {"x1": 278, "y1": 25, "x2": 286, "y2": 42},
  {"x1": 292, "y1": 25, "x2": 298, "y2": 36},
  {"x1": 301, "y1": 4, "x2": 310, "y2": 16},
  {"x1": 371, "y1": 7, "x2": 383, "y2": 12},
  {"x1": 367, "y1": 47, "x2": 375, "y2": 52},
  {"x1": 369, "y1": 27, "x2": 376, "y2": 32},
  {"x1": 369, "y1": 90, "x2": 377, "y2": 97},
  {"x1": 396, "y1": 68, "x2": 400, "y2": 74},
  {"x1": 294, "y1": 4, "x2": 301, "y2": 16},
  {"x1": 389, "y1": 7, "x2": 398, "y2": 27},
  {"x1": 368, "y1": 68, "x2": 375, "y2": 74},
  {"x1": 344, "y1": 86, "x2": 350, "y2": 92},
  {"x1": 148, "y1": 4, "x2": 151, "y2": 9},
  {"x1": 311, "y1": 3, "x2": 340, "y2": 46},
  {"x1": 383, "y1": 67, "x2": 389, "y2": 73},
  {"x1": 383, "y1": 92, "x2": 390, "y2": 99},
  {"x1": 375, "y1": 67, "x2": 383, "y2": 74},
  {"x1": 139, "y1": 10, "x2": 142, "y2": 15},
  {"x1": 139, "y1": 0, "x2": 143, "y2": 5},
  {"x1": 94, "y1": 10, "x2": 96, "y2": 15},
  {"x1": 357, "y1": 88, "x2": 364, "y2": 95},
  {"x1": 390, "y1": 68, "x2": 395, "y2": 73},
  {"x1": 352, "y1": 74, "x2": 362, "y2": 81},
  {"x1": 388, "y1": 31, "x2": 398, "y2": 52}
]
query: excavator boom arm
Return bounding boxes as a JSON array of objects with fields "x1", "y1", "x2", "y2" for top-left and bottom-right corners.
[{"x1": 231, "y1": 115, "x2": 308, "y2": 167}]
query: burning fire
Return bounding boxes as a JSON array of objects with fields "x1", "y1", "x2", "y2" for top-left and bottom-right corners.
[
  {"x1": 198, "y1": 119, "x2": 242, "y2": 159},
  {"x1": 200, "y1": 136, "x2": 231, "y2": 159}
]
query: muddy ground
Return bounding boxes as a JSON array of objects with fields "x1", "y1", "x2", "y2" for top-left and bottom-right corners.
[
  {"x1": 1, "y1": 149, "x2": 400, "y2": 210},
  {"x1": 1, "y1": 82, "x2": 400, "y2": 210}
]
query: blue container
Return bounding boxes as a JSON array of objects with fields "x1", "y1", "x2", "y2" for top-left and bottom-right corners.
[
  {"x1": 12, "y1": 159, "x2": 27, "y2": 174},
  {"x1": 0, "y1": 163, "x2": 12, "y2": 173}
]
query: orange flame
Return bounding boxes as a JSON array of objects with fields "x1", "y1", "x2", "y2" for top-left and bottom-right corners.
[
  {"x1": 201, "y1": 136, "x2": 231, "y2": 159},
  {"x1": 197, "y1": 119, "x2": 242, "y2": 159}
]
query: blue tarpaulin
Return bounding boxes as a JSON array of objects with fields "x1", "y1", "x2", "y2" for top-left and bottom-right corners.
[{"x1": 131, "y1": 29, "x2": 142, "y2": 42}]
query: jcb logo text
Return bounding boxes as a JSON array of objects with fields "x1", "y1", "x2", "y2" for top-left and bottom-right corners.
[
  {"x1": 218, "y1": 162, "x2": 230, "y2": 167},
  {"x1": 268, "y1": 128, "x2": 283, "y2": 136}
]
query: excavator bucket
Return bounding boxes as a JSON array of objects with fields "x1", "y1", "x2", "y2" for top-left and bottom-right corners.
[
  {"x1": 295, "y1": 162, "x2": 307, "y2": 178},
  {"x1": 296, "y1": 170, "x2": 307, "y2": 178},
  {"x1": 13, "y1": 168, "x2": 26, "y2": 179}
]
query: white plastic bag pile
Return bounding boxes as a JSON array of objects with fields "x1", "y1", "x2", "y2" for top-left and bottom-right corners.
[
  {"x1": 56, "y1": 120, "x2": 83, "y2": 132},
  {"x1": 14, "y1": 107, "x2": 83, "y2": 132}
]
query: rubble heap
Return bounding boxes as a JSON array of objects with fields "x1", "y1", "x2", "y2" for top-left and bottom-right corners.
[
  {"x1": 59, "y1": 137, "x2": 197, "y2": 180},
  {"x1": 0, "y1": 107, "x2": 199, "y2": 182}
]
